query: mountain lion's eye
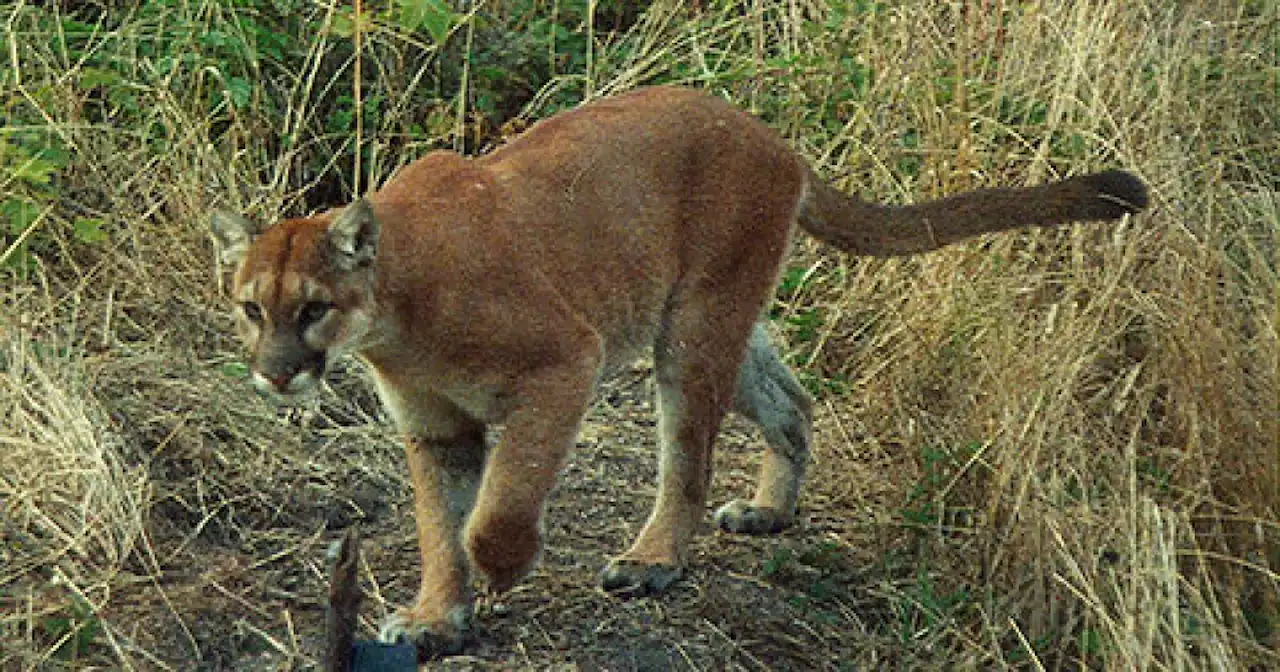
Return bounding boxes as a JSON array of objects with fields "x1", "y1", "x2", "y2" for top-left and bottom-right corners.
[
  {"x1": 241, "y1": 301, "x2": 263, "y2": 323},
  {"x1": 299, "y1": 301, "x2": 333, "y2": 326}
]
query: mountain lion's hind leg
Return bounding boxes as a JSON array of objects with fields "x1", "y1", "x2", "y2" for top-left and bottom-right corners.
[
  {"x1": 376, "y1": 391, "x2": 487, "y2": 660},
  {"x1": 716, "y1": 323, "x2": 813, "y2": 534},
  {"x1": 601, "y1": 295, "x2": 759, "y2": 595}
]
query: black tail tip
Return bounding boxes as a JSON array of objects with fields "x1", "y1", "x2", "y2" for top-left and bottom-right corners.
[{"x1": 1080, "y1": 170, "x2": 1150, "y2": 218}]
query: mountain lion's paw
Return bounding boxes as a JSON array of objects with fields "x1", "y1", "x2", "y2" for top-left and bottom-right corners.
[
  {"x1": 713, "y1": 499, "x2": 790, "y2": 535},
  {"x1": 378, "y1": 606, "x2": 471, "y2": 661},
  {"x1": 599, "y1": 559, "x2": 683, "y2": 596}
]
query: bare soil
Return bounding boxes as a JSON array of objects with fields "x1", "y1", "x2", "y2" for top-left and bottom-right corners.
[{"x1": 113, "y1": 362, "x2": 906, "y2": 671}]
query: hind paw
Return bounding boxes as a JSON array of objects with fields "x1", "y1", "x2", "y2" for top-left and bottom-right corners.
[
  {"x1": 599, "y1": 559, "x2": 683, "y2": 596},
  {"x1": 714, "y1": 499, "x2": 790, "y2": 535}
]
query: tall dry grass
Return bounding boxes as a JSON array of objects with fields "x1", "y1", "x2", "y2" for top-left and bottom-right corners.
[{"x1": 1, "y1": 0, "x2": 1275, "y2": 668}]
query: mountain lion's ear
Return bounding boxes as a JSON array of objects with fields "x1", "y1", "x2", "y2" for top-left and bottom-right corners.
[
  {"x1": 210, "y1": 210, "x2": 258, "y2": 267},
  {"x1": 328, "y1": 198, "x2": 380, "y2": 270}
]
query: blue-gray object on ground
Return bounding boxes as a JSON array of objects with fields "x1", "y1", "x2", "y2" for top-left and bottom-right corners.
[{"x1": 351, "y1": 640, "x2": 417, "y2": 671}]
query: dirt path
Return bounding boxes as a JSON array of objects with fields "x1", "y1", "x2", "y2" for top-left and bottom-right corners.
[
  {"x1": 132, "y1": 363, "x2": 890, "y2": 670},
  {"x1": 363, "y1": 364, "x2": 876, "y2": 670},
  {"x1": 407, "y1": 365, "x2": 869, "y2": 671}
]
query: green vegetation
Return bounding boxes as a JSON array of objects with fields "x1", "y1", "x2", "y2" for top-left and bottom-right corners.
[
  {"x1": 2, "y1": 0, "x2": 1276, "y2": 669},
  {"x1": 32, "y1": 594, "x2": 102, "y2": 662}
]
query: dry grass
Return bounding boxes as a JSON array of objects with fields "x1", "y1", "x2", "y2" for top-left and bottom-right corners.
[{"x1": 2, "y1": 0, "x2": 1276, "y2": 669}]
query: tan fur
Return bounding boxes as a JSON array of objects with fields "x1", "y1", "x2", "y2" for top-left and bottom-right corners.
[{"x1": 210, "y1": 86, "x2": 1147, "y2": 658}]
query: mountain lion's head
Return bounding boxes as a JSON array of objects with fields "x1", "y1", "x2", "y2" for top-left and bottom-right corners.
[{"x1": 210, "y1": 200, "x2": 380, "y2": 397}]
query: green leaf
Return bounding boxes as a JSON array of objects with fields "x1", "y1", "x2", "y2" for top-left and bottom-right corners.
[
  {"x1": 423, "y1": 2, "x2": 460, "y2": 44},
  {"x1": 33, "y1": 143, "x2": 70, "y2": 170},
  {"x1": 59, "y1": 18, "x2": 96, "y2": 36},
  {"x1": 225, "y1": 77, "x2": 252, "y2": 109},
  {"x1": 200, "y1": 30, "x2": 234, "y2": 50},
  {"x1": 73, "y1": 218, "x2": 106, "y2": 244},
  {"x1": 2, "y1": 198, "x2": 41, "y2": 272},
  {"x1": 1, "y1": 244, "x2": 34, "y2": 272},
  {"x1": 6, "y1": 140, "x2": 61, "y2": 186},
  {"x1": 778, "y1": 266, "x2": 809, "y2": 294},
  {"x1": 221, "y1": 361, "x2": 250, "y2": 379},
  {"x1": 2, "y1": 198, "x2": 39, "y2": 234},
  {"x1": 78, "y1": 67, "x2": 121, "y2": 89},
  {"x1": 16, "y1": 158, "x2": 59, "y2": 185},
  {"x1": 1080, "y1": 628, "x2": 1103, "y2": 656},
  {"x1": 398, "y1": 0, "x2": 459, "y2": 44},
  {"x1": 395, "y1": 0, "x2": 426, "y2": 31},
  {"x1": 330, "y1": 10, "x2": 355, "y2": 38},
  {"x1": 330, "y1": 8, "x2": 374, "y2": 39}
]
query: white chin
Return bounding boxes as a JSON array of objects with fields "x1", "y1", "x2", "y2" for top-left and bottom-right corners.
[{"x1": 251, "y1": 370, "x2": 320, "y2": 398}]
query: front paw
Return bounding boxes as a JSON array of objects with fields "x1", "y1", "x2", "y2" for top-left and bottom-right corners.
[
  {"x1": 378, "y1": 605, "x2": 471, "y2": 661},
  {"x1": 465, "y1": 512, "x2": 542, "y2": 593}
]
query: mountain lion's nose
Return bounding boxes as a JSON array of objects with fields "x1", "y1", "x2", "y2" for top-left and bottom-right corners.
[
  {"x1": 254, "y1": 365, "x2": 299, "y2": 392},
  {"x1": 268, "y1": 371, "x2": 294, "y2": 390}
]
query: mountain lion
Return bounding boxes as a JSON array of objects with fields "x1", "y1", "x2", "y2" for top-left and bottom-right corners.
[{"x1": 210, "y1": 86, "x2": 1148, "y2": 658}]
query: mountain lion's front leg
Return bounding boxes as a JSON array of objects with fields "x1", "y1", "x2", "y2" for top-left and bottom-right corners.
[
  {"x1": 377, "y1": 392, "x2": 487, "y2": 659},
  {"x1": 464, "y1": 350, "x2": 602, "y2": 594}
]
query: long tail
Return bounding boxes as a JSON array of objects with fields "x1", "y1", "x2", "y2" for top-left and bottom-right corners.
[{"x1": 798, "y1": 170, "x2": 1149, "y2": 257}]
